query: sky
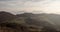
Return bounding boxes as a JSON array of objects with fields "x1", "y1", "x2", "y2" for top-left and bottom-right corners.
[{"x1": 0, "y1": 0, "x2": 60, "y2": 14}]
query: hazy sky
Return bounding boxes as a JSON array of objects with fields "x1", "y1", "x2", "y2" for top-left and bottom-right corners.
[{"x1": 0, "y1": 0, "x2": 60, "y2": 14}]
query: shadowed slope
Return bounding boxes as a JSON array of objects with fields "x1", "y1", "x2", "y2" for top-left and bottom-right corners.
[{"x1": 0, "y1": 11, "x2": 16, "y2": 23}]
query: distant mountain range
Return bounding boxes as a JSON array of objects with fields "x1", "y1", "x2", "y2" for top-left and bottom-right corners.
[
  {"x1": 16, "y1": 13, "x2": 60, "y2": 25},
  {"x1": 16, "y1": 13, "x2": 60, "y2": 31},
  {"x1": 0, "y1": 11, "x2": 60, "y2": 32}
]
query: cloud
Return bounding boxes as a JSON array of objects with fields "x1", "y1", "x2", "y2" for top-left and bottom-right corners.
[
  {"x1": 22, "y1": 0, "x2": 40, "y2": 1},
  {"x1": 0, "y1": 0, "x2": 45, "y2": 8},
  {"x1": 0, "y1": 0, "x2": 48, "y2": 14},
  {"x1": 0, "y1": 0, "x2": 58, "y2": 14},
  {"x1": 0, "y1": 0, "x2": 13, "y2": 1},
  {"x1": 0, "y1": 0, "x2": 44, "y2": 2}
]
